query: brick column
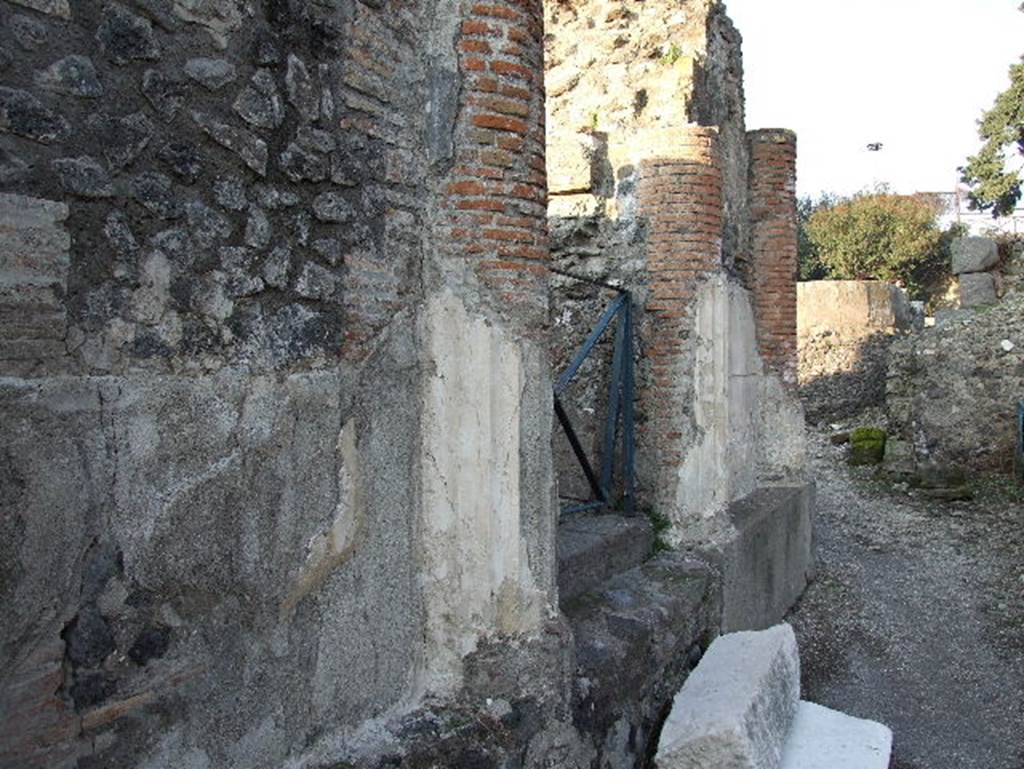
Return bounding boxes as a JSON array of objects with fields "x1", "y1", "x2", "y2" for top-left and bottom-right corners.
[
  {"x1": 637, "y1": 126, "x2": 724, "y2": 500},
  {"x1": 748, "y1": 129, "x2": 798, "y2": 383},
  {"x1": 441, "y1": 0, "x2": 549, "y2": 330},
  {"x1": 418, "y1": 0, "x2": 554, "y2": 693}
]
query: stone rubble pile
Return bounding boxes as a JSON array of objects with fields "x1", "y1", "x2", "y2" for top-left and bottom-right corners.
[{"x1": 887, "y1": 290, "x2": 1024, "y2": 476}]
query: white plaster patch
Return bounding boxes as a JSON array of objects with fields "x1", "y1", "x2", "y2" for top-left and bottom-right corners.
[
  {"x1": 756, "y1": 375, "x2": 807, "y2": 484},
  {"x1": 670, "y1": 276, "x2": 807, "y2": 546},
  {"x1": 283, "y1": 418, "x2": 364, "y2": 620},
  {"x1": 417, "y1": 290, "x2": 544, "y2": 695},
  {"x1": 672, "y1": 276, "x2": 761, "y2": 539}
]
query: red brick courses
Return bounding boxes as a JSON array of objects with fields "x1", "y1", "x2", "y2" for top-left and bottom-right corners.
[
  {"x1": 433, "y1": 0, "x2": 550, "y2": 328},
  {"x1": 748, "y1": 129, "x2": 798, "y2": 383},
  {"x1": 636, "y1": 127, "x2": 724, "y2": 485}
]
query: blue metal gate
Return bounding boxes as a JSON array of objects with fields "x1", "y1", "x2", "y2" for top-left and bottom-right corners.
[{"x1": 552, "y1": 271, "x2": 636, "y2": 515}]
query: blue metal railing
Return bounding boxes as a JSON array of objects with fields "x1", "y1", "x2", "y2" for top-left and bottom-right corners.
[{"x1": 552, "y1": 271, "x2": 636, "y2": 515}]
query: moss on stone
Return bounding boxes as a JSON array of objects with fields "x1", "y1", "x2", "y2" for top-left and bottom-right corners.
[
  {"x1": 646, "y1": 508, "x2": 673, "y2": 554},
  {"x1": 660, "y1": 43, "x2": 684, "y2": 66},
  {"x1": 849, "y1": 426, "x2": 887, "y2": 466},
  {"x1": 851, "y1": 427, "x2": 886, "y2": 444}
]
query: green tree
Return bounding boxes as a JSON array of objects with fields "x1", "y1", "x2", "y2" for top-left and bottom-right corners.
[
  {"x1": 960, "y1": 35, "x2": 1023, "y2": 216},
  {"x1": 797, "y1": 193, "x2": 836, "y2": 280},
  {"x1": 804, "y1": 192, "x2": 947, "y2": 296}
]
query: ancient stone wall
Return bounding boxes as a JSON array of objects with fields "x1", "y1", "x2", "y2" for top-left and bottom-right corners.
[
  {"x1": 543, "y1": 0, "x2": 748, "y2": 283},
  {"x1": 544, "y1": 0, "x2": 805, "y2": 541},
  {"x1": 0, "y1": 1, "x2": 560, "y2": 767},
  {"x1": 544, "y1": 0, "x2": 755, "y2": 510},
  {"x1": 1, "y1": 1, "x2": 426, "y2": 376},
  {"x1": 797, "y1": 280, "x2": 912, "y2": 422},
  {"x1": 543, "y1": 0, "x2": 722, "y2": 507},
  {"x1": 887, "y1": 292, "x2": 1024, "y2": 476},
  {"x1": 1, "y1": 1, "x2": 810, "y2": 767}
]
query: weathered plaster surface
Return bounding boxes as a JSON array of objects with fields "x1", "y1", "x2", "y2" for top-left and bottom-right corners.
[
  {"x1": 670, "y1": 276, "x2": 805, "y2": 545},
  {"x1": 0, "y1": 344, "x2": 423, "y2": 766},
  {"x1": 418, "y1": 290, "x2": 549, "y2": 694}
]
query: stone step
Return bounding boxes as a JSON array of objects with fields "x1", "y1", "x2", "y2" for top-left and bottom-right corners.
[
  {"x1": 564, "y1": 551, "x2": 715, "y2": 767},
  {"x1": 556, "y1": 513, "x2": 653, "y2": 605},
  {"x1": 779, "y1": 701, "x2": 892, "y2": 769},
  {"x1": 721, "y1": 483, "x2": 815, "y2": 633},
  {"x1": 655, "y1": 623, "x2": 801, "y2": 769}
]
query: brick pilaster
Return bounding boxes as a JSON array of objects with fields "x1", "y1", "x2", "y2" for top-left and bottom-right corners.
[
  {"x1": 637, "y1": 127, "x2": 724, "y2": 493},
  {"x1": 748, "y1": 129, "x2": 798, "y2": 382},
  {"x1": 441, "y1": 0, "x2": 549, "y2": 329}
]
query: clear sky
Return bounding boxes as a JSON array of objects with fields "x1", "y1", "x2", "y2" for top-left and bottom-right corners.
[{"x1": 724, "y1": 0, "x2": 1024, "y2": 199}]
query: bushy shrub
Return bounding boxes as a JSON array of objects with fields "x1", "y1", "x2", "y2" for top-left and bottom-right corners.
[
  {"x1": 804, "y1": 192, "x2": 949, "y2": 297},
  {"x1": 797, "y1": 194, "x2": 835, "y2": 280}
]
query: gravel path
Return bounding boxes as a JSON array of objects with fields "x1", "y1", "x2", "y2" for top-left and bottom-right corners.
[{"x1": 787, "y1": 427, "x2": 1024, "y2": 769}]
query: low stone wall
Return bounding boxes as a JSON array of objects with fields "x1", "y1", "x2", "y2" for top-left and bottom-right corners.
[
  {"x1": 797, "y1": 281, "x2": 912, "y2": 422},
  {"x1": 887, "y1": 292, "x2": 1024, "y2": 475}
]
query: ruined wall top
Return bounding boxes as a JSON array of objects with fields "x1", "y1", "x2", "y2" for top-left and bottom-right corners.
[
  {"x1": 544, "y1": 0, "x2": 722, "y2": 136},
  {"x1": 543, "y1": 0, "x2": 749, "y2": 268}
]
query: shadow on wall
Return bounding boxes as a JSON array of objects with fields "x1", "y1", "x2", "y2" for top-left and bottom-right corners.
[{"x1": 798, "y1": 332, "x2": 894, "y2": 424}]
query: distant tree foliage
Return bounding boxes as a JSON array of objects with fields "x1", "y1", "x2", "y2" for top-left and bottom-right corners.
[
  {"x1": 803, "y1": 192, "x2": 949, "y2": 296},
  {"x1": 797, "y1": 194, "x2": 835, "y2": 280},
  {"x1": 960, "y1": 35, "x2": 1024, "y2": 217}
]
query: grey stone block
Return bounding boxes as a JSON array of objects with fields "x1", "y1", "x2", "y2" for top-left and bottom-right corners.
[
  {"x1": 881, "y1": 438, "x2": 915, "y2": 480},
  {"x1": 0, "y1": 85, "x2": 71, "y2": 144},
  {"x1": 779, "y1": 702, "x2": 892, "y2": 769},
  {"x1": 233, "y1": 69, "x2": 284, "y2": 130},
  {"x1": 12, "y1": 13, "x2": 48, "y2": 51},
  {"x1": 294, "y1": 261, "x2": 338, "y2": 301},
  {"x1": 34, "y1": 55, "x2": 104, "y2": 98},
  {"x1": 285, "y1": 54, "x2": 319, "y2": 122},
  {"x1": 933, "y1": 308, "x2": 970, "y2": 325},
  {"x1": 557, "y1": 513, "x2": 653, "y2": 603},
  {"x1": 192, "y1": 110, "x2": 267, "y2": 176},
  {"x1": 959, "y1": 272, "x2": 997, "y2": 308},
  {"x1": 721, "y1": 484, "x2": 815, "y2": 633},
  {"x1": 184, "y1": 57, "x2": 237, "y2": 91},
  {"x1": 909, "y1": 300, "x2": 926, "y2": 331},
  {"x1": 656, "y1": 624, "x2": 801, "y2": 769},
  {"x1": 952, "y1": 237, "x2": 999, "y2": 275},
  {"x1": 129, "y1": 171, "x2": 181, "y2": 220},
  {"x1": 313, "y1": 191, "x2": 355, "y2": 222},
  {"x1": 565, "y1": 551, "x2": 714, "y2": 768},
  {"x1": 96, "y1": 4, "x2": 160, "y2": 64},
  {"x1": 52, "y1": 156, "x2": 114, "y2": 197},
  {"x1": 141, "y1": 69, "x2": 188, "y2": 117},
  {"x1": 98, "y1": 111, "x2": 154, "y2": 171}
]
